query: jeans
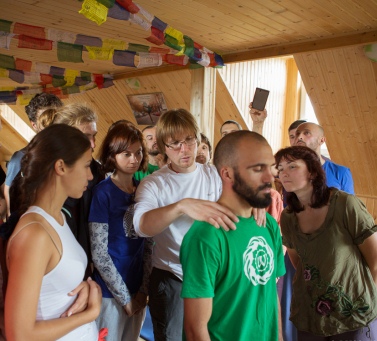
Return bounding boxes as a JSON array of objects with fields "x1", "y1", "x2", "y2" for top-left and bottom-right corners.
[{"x1": 148, "y1": 267, "x2": 183, "y2": 341}]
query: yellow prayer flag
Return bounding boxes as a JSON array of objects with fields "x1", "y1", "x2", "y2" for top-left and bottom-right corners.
[
  {"x1": 18, "y1": 93, "x2": 34, "y2": 105},
  {"x1": 79, "y1": 0, "x2": 108, "y2": 26},
  {"x1": 103, "y1": 39, "x2": 127, "y2": 51},
  {"x1": 65, "y1": 69, "x2": 80, "y2": 87},
  {"x1": 165, "y1": 27, "x2": 184, "y2": 44},
  {"x1": 0, "y1": 69, "x2": 9, "y2": 78},
  {"x1": 86, "y1": 46, "x2": 114, "y2": 61}
]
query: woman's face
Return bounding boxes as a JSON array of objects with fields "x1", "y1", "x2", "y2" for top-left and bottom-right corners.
[
  {"x1": 115, "y1": 141, "x2": 143, "y2": 175},
  {"x1": 277, "y1": 158, "x2": 312, "y2": 193},
  {"x1": 64, "y1": 148, "x2": 93, "y2": 199}
]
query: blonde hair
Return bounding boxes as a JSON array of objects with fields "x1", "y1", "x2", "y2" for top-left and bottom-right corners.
[
  {"x1": 52, "y1": 103, "x2": 98, "y2": 127},
  {"x1": 156, "y1": 108, "x2": 200, "y2": 155}
]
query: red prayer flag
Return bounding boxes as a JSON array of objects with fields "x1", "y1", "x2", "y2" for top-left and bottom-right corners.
[
  {"x1": 93, "y1": 74, "x2": 104, "y2": 89},
  {"x1": 149, "y1": 46, "x2": 170, "y2": 54},
  {"x1": 146, "y1": 27, "x2": 165, "y2": 46},
  {"x1": 40, "y1": 74, "x2": 53, "y2": 84},
  {"x1": 116, "y1": 0, "x2": 139, "y2": 14},
  {"x1": 14, "y1": 22, "x2": 46, "y2": 39},
  {"x1": 18, "y1": 35, "x2": 53, "y2": 50},
  {"x1": 15, "y1": 58, "x2": 32, "y2": 72}
]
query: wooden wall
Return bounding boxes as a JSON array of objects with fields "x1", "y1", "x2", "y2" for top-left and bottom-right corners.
[{"x1": 294, "y1": 45, "x2": 377, "y2": 221}]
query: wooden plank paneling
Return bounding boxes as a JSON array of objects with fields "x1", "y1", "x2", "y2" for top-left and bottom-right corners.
[{"x1": 294, "y1": 46, "x2": 377, "y2": 197}]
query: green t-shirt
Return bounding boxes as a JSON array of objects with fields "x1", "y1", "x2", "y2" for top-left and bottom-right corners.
[
  {"x1": 180, "y1": 214, "x2": 285, "y2": 341},
  {"x1": 134, "y1": 163, "x2": 159, "y2": 181},
  {"x1": 281, "y1": 189, "x2": 377, "y2": 336}
]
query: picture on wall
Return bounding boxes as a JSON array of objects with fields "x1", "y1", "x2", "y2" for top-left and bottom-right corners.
[{"x1": 127, "y1": 92, "x2": 168, "y2": 125}]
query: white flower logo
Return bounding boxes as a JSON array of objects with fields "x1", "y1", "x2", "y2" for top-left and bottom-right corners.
[{"x1": 243, "y1": 236, "x2": 274, "y2": 286}]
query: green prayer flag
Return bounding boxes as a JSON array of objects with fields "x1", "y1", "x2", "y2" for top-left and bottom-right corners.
[
  {"x1": 164, "y1": 34, "x2": 182, "y2": 52},
  {"x1": 80, "y1": 71, "x2": 92, "y2": 82},
  {"x1": 183, "y1": 36, "x2": 194, "y2": 57},
  {"x1": 0, "y1": 53, "x2": 15, "y2": 70},
  {"x1": 0, "y1": 19, "x2": 12, "y2": 33},
  {"x1": 127, "y1": 44, "x2": 150, "y2": 53},
  {"x1": 57, "y1": 42, "x2": 83, "y2": 63},
  {"x1": 52, "y1": 75, "x2": 67, "y2": 87},
  {"x1": 97, "y1": 0, "x2": 115, "y2": 8}
]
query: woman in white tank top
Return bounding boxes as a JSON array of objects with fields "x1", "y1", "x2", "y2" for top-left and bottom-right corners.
[{"x1": 5, "y1": 124, "x2": 102, "y2": 341}]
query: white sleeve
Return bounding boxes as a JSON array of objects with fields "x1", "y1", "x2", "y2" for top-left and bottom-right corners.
[{"x1": 133, "y1": 177, "x2": 160, "y2": 238}]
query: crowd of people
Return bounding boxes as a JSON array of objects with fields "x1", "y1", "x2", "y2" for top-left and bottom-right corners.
[{"x1": 0, "y1": 92, "x2": 376, "y2": 341}]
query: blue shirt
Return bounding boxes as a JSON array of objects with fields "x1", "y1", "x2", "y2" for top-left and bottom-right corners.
[{"x1": 322, "y1": 159, "x2": 354, "y2": 195}]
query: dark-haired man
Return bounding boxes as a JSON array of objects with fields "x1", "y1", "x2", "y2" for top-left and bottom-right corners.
[{"x1": 181, "y1": 131, "x2": 285, "y2": 341}]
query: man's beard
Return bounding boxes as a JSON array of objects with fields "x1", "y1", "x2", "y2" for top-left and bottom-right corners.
[
  {"x1": 148, "y1": 149, "x2": 159, "y2": 157},
  {"x1": 232, "y1": 170, "x2": 272, "y2": 208}
]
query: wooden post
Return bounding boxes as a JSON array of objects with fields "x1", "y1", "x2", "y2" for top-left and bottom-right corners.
[
  {"x1": 282, "y1": 58, "x2": 300, "y2": 146},
  {"x1": 190, "y1": 68, "x2": 216, "y2": 144}
]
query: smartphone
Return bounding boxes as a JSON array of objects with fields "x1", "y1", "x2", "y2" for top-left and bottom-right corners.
[{"x1": 251, "y1": 88, "x2": 270, "y2": 111}]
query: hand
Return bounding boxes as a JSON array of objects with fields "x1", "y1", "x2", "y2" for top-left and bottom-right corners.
[
  {"x1": 249, "y1": 102, "x2": 267, "y2": 124},
  {"x1": 123, "y1": 294, "x2": 144, "y2": 317},
  {"x1": 134, "y1": 292, "x2": 148, "y2": 310},
  {"x1": 85, "y1": 277, "x2": 102, "y2": 320},
  {"x1": 155, "y1": 153, "x2": 167, "y2": 168},
  {"x1": 61, "y1": 281, "x2": 89, "y2": 317},
  {"x1": 252, "y1": 207, "x2": 266, "y2": 227},
  {"x1": 179, "y1": 199, "x2": 239, "y2": 231}
]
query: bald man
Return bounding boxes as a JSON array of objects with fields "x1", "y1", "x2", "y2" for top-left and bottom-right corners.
[
  {"x1": 181, "y1": 131, "x2": 285, "y2": 341},
  {"x1": 294, "y1": 122, "x2": 354, "y2": 194}
]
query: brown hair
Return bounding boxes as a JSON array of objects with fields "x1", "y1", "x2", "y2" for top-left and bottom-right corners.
[
  {"x1": 156, "y1": 109, "x2": 200, "y2": 155},
  {"x1": 98, "y1": 121, "x2": 148, "y2": 173},
  {"x1": 18, "y1": 124, "x2": 91, "y2": 214},
  {"x1": 274, "y1": 146, "x2": 330, "y2": 213}
]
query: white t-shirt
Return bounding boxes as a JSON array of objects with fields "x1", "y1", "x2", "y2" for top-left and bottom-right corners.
[{"x1": 133, "y1": 163, "x2": 222, "y2": 280}]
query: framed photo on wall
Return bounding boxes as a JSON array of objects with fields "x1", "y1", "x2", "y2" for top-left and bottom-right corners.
[{"x1": 127, "y1": 92, "x2": 168, "y2": 125}]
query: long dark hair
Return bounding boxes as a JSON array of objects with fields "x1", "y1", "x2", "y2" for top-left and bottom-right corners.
[
  {"x1": 18, "y1": 124, "x2": 91, "y2": 214},
  {"x1": 99, "y1": 121, "x2": 148, "y2": 173},
  {"x1": 274, "y1": 146, "x2": 330, "y2": 213}
]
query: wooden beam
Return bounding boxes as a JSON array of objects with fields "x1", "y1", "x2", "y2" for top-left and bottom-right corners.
[
  {"x1": 113, "y1": 64, "x2": 190, "y2": 80},
  {"x1": 190, "y1": 68, "x2": 216, "y2": 144},
  {"x1": 223, "y1": 29, "x2": 377, "y2": 64},
  {"x1": 282, "y1": 59, "x2": 300, "y2": 146}
]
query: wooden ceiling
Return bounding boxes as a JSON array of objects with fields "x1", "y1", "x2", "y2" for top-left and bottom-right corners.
[{"x1": 1, "y1": 0, "x2": 377, "y2": 87}]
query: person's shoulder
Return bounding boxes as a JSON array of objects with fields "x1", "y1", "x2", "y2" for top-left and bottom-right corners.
[
  {"x1": 324, "y1": 159, "x2": 351, "y2": 172},
  {"x1": 186, "y1": 220, "x2": 220, "y2": 240},
  {"x1": 9, "y1": 149, "x2": 26, "y2": 163},
  {"x1": 92, "y1": 176, "x2": 113, "y2": 193}
]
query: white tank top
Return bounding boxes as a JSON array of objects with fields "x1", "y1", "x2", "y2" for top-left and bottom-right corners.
[{"x1": 20, "y1": 206, "x2": 98, "y2": 340}]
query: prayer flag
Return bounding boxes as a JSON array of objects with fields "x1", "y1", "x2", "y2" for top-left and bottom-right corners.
[
  {"x1": 0, "y1": 19, "x2": 12, "y2": 33},
  {"x1": 113, "y1": 50, "x2": 136, "y2": 67},
  {"x1": 137, "y1": 5, "x2": 154, "y2": 22},
  {"x1": 214, "y1": 53, "x2": 224, "y2": 66},
  {"x1": 149, "y1": 46, "x2": 170, "y2": 54},
  {"x1": 152, "y1": 17, "x2": 168, "y2": 32},
  {"x1": 75, "y1": 77, "x2": 91, "y2": 86},
  {"x1": 18, "y1": 35, "x2": 53, "y2": 50},
  {"x1": 136, "y1": 53, "x2": 162, "y2": 68},
  {"x1": 0, "y1": 54, "x2": 15, "y2": 69},
  {"x1": 197, "y1": 51, "x2": 210, "y2": 67},
  {"x1": 47, "y1": 28, "x2": 76, "y2": 43},
  {"x1": 35, "y1": 63, "x2": 51, "y2": 75},
  {"x1": 86, "y1": 46, "x2": 114, "y2": 60},
  {"x1": 108, "y1": 2, "x2": 131, "y2": 20},
  {"x1": 93, "y1": 74, "x2": 104, "y2": 89},
  {"x1": 80, "y1": 71, "x2": 92, "y2": 82},
  {"x1": 164, "y1": 54, "x2": 188, "y2": 66},
  {"x1": 116, "y1": 0, "x2": 139, "y2": 14},
  {"x1": 127, "y1": 43, "x2": 149, "y2": 53},
  {"x1": 40, "y1": 74, "x2": 53, "y2": 84},
  {"x1": 0, "y1": 91, "x2": 17, "y2": 104},
  {"x1": 129, "y1": 14, "x2": 151, "y2": 30},
  {"x1": 50, "y1": 66, "x2": 65, "y2": 77},
  {"x1": 63, "y1": 85, "x2": 80, "y2": 95},
  {"x1": 103, "y1": 39, "x2": 126, "y2": 50},
  {"x1": 15, "y1": 58, "x2": 32, "y2": 72},
  {"x1": 14, "y1": 23, "x2": 46, "y2": 39},
  {"x1": 75, "y1": 34, "x2": 102, "y2": 47},
  {"x1": 64, "y1": 69, "x2": 80, "y2": 87},
  {"x1": 146, "y1": 27, "x2": 165, "y2": 46},
  {"x1": 9, "y1": 70, "x2": 24, "y2": 83},
  {"x1": 23, "y1": 72, "x2": 41, "y2": 84},
  {"x1": 18, "y1": 93, "x2": 34, "y2": 105},
  {"x1": 0, "y1": 32, "x2": 14, "y2": 49},
  {"x1": 57, "y1": 42, "x2": 83, "y2": 63},
  {"x1": 183, "y1": 36, "x2": 194, "y2": 57},
  {"x1": 97, "y1": 0, "x2": 115, "y2": 8},
  {"x1": 52, "y1": 75, "x2": 67, "y2": 87},
  {"x1": 0, "y1": 69, "x2": 9, "y2": 78},
  {"x1": 79, "y1": 0, "x2": 108, "y2": 25},
  {"x1": 164, "y1": 33, "x2": 182, "y2": 52},
  {"x1": 103, "y1": 78, "x2": 114, "y2": 88}
]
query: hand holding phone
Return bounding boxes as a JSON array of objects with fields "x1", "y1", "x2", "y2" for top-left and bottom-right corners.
[{"x1": 251, "y1": 88, "x2": 269, "y2": 111}]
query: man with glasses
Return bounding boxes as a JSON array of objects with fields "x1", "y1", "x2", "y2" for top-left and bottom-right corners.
[{"x1": 134, "y1": 108, "x2": 244, "y2": 340}]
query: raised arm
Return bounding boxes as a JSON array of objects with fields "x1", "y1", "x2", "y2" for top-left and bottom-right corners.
[
  {"x1": 249, "y1": 102, "x2": 267, "y2": 135},
  {"x1": 184, "y1": 298, "x2": 212, "y2": 341}
]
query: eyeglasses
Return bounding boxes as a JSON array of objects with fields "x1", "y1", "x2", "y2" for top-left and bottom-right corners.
[{"x1": 165, "y1": 137, "x2": 197, "y2": 151}]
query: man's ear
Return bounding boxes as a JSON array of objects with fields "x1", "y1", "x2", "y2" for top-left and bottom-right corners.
[
  {"x1": 220, "y1": 166, "x2": 234, "y2": 184},
  {"x1": 54, "y1": 159, "x2": 66, "y2": 176},
  {"x1": 319, "y1": 135, "x2": 326, "y2": 146},
  {"x1": 30, "y1": 121, "x2": 38, "y2": 132}
]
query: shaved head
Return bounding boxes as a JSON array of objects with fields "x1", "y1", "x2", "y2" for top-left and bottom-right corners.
[{"x1": 214, "y1": 131, "x2": 269, "y2": 172}]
